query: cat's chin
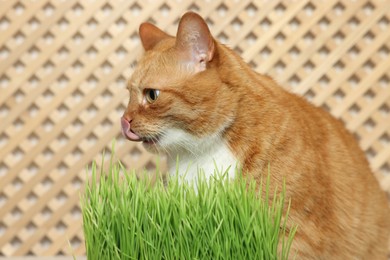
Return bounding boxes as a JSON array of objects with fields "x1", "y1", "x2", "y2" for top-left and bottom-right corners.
[{"x1": 142, "y1": 139, "x2": 161, "y2": 153}]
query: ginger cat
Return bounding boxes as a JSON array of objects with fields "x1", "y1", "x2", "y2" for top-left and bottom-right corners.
[{"x1": 121, "y1": 12, "x2": 390, "y2": 259}]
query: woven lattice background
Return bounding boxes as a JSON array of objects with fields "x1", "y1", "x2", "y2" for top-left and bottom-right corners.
[{"x1": 0, "y1": 0, "x2": 389, "y2": 256}]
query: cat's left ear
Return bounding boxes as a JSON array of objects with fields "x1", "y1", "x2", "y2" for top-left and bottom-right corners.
[
  {"x1": 139, "y1": 22, "x2": 171, "y2": 51},
  {"x1": 176, "y1": 12, "x2": 215, "y2": 72}
]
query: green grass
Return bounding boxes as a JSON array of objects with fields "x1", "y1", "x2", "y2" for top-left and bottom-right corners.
[{"x1": 81, "y1": 157, "x2": 296, "y2": 259}]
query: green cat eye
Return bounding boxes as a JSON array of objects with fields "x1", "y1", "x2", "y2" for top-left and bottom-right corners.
[{"x1": 145, "y1": 89, "x2": 160, "y2": 104}]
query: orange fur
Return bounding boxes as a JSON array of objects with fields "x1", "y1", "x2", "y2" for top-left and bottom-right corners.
[{"x1": 122, "y1": 12, "x2": 390, "y2": 259}]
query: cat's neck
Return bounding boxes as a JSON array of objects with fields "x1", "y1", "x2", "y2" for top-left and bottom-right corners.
[
  {"x1": 212, "y1": 43, "x2": 287, "y2": 174},
  {"x1": 164, "y1": 42, "x2": 286, "y2": 179},
  {"x1": 216, "y1": 43, "x2": 281, "y2": 95}
]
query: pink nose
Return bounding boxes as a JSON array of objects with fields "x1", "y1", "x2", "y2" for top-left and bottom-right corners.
[{"x1": 121, "y1": 117, "x2": 142, "y2": 142}]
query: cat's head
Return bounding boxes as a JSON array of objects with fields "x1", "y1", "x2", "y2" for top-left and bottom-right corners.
[{"x1": 121, "y1": 12, "x2": 236, "y2": 154}]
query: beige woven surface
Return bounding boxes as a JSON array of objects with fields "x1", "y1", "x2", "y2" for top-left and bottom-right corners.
[{"x1": 0, "y1": 0, "x2": 389, "y2": 256}]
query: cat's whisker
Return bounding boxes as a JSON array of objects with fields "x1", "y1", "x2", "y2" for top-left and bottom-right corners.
[
  {"x1": 159, "y1": 139, "x2": 173, "y2": 159},
  {"x1": 159, "y1": 132, "x2": 176, "y2": 159},
  {"x1": 176, "y1": 138, "x2": 198, "y2": 156}
]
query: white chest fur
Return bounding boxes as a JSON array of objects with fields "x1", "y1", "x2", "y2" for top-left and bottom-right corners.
[{"x1": 165, "y1": 135, "x2": 238, "y2": 183}]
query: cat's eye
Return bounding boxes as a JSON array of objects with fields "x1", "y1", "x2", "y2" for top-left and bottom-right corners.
[{"x1": 145, "y1": 89, "x2": 160, "y2": 104}]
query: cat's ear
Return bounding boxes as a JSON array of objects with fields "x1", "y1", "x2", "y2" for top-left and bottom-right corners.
[
  {"x1": 175, "y1": 12, "x2": 215, "y2": 72},
  {"x1": 139, "y1": 23, "x2": 171, "y2": 51}
]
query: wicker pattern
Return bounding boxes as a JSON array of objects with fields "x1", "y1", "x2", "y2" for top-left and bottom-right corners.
[{"x1": 0, "y1": 0, "x2": 389, "y2": 256}]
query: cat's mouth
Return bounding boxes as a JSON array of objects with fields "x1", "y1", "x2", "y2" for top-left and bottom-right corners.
[
  {"x1": 121, "y1": 117, "x2": 142, "y2": 142},
  {"x1": 121, "y1": 116, "x2": 162, "y2": 146},
  {"x1": 142, "y1": 135, "x2": 161, "y2": 146}
]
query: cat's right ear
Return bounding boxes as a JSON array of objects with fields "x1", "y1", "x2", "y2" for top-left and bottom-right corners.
[
  {"x1": 139, "y1": 23, "x2": 171, "y2": 51},
  {"x1": 175, "y1": 12, "x2": 215, "y2": 72}
]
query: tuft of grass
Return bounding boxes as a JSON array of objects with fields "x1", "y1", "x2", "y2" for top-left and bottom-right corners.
[{"x1": 81, "y1": 158, "x2": 296, "y2": 259}]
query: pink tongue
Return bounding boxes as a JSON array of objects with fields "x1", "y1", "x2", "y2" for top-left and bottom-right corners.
[{"x1": 121, "y1": 117, "x2": 142, "y2": 142}]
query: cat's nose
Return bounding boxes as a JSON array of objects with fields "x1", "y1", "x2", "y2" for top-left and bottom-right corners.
[
  {"x1": 121, "y1": 117, "x2": 142, "y2": 142},
  {"x1": 122, "y1": 114, "x2": 132, "y2": 123}
]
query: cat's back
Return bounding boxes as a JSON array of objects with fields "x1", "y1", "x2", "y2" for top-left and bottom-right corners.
[
  {"x1": 216, "y1": 41, "x2": 390, "y2": 258},
  {"x1": 268, "y1": 86, "x2": 390, "y2": 259}
]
